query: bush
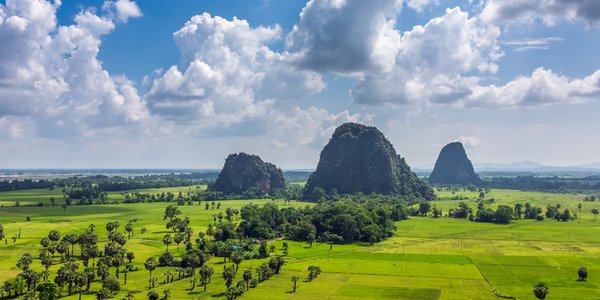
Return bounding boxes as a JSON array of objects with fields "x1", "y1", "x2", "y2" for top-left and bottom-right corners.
[
  {"x1": 26, "y1": 216, "x2": 31, "y2": 221},
  {"x1": 159, "y1": 251, "x2": 175, "y2": 266},
  {"x1": 536, "y1": 215, "x2": 544, "y2": 221},
  {"x1": 249, "y1": 278, "x2": 258, "y2": 288}
]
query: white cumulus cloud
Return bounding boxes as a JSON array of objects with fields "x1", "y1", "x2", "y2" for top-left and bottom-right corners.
[
  {"x1": 102, "y1": 0, "x2": 143, "y2": 23},
  {"x1": 466, "y1": 68, "x2": 600, "y2": 107},
  {"x1": 286, "y1": 0, "x2": 403, "y2": 73},
  {"x1": 351, "y1": 7, "x2": 502, "y2": 105},
  {"x1": 0, "y1": 0, "x2": 149, "y2": 139}
]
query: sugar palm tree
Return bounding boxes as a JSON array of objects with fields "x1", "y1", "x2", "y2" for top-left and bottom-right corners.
[
  {"x1": 144, "y1": 257, "x2": 157, "y2": 290},
  {"x1": 533, "y1": 282, "x2": 549, "y2": 299}
]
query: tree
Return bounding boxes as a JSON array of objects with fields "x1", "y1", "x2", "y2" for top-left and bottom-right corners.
[
  {"x1": 42, "y1": 256, "x2": 53, "y2": 277},
  {"x1": 222, "y1": 266, "x2": 236, "y2": 289},
  {"x1": 163, "y1": 205, "x2": 182, "y2": 221},
  {"x1": 37, "y1": 281, "x2": 59, "y2": 300},
  {"x1": 268, "y1": 256, "x2": 285, "y2": 274},
  {"x1": 84, "y1": 267, "x2": 95, "y2": 291},
  {"x1": 17, "y1": 253, "x2": 33, "y2": 271},
  {"x1": 48, "y1": 230, "x2": 60, "y2": 242},
  {"x1": 105, "y1": 222, "x2": 120, "y2": 234},
  {"x1": 147, "y1": 290, "x2": 159, "y2": 300},
  {"x1": 0, "y1": 224, "x2": 5, "y2": 241},
  {"x1": 102, "y1": 276, "x2": 120, "y2": 296},
  {"x1": 306, "y1": 232, "x2": 316, "y2": 248},
  {"x1": 578, "y1": 266, "x2": 588, "y2": 281},
  {"x1": 63, "y1": 234, "x2": 79, "y2": 257},
  {"x1": 431, "y1": 205, "x2": 442, "y2": 218},
  {"x1": 55, "y1": 260, "x2": 79, "y2": 295},
  {"x1": 494, "y1": 205, "x2": 514, "y2": 224},
  {"x1": 592, "y1": 208, "x2": 599, "y2": 221},
  {"x1": 514, "y1": 203, "x2": 523, "y2": 219},
  {"x1": 533, "y1": 282, "x2": 549, "y2": 300},
  {"x1": 96, "y1": 263, "x2": 110, "y2": 281},
  {"x1": 418, "y1": 202, "x2": 431, "y2": 216},
  {"x1": 291, "y1": 276, "x2": 299, "y2": 292},
  {"x1": 181, "y1": 249, "x2": 206, "y2": 275},
  {"x1": 163, "y1": 234, "x2": 173, "y2": 251},
  {"x1": 19, "y1": 269, "x2": 40, "y2": 292},
  {"x1": 243, "y1": 269, "x2": 253, "y2": 290},
  {"x1": 126, "y1": 251, "x2": 135, "y2": 264},
  {"x1": 199, "y1": 265, "x2": 214, "y2": 292},
  {"x1": 258, "y1": 240, "x2": 269, "y2": 258},
  {"x1": 307, "y1": 265, "x2": 321, "y2": 281},
  {"x1": 96, "y1": 288, "x2": 109, "y2": 300},
  {"x1": 74, "y1": 272, "x2": 88, "y2": 300},
  {"x1": 231, "y1": 253, "x2": 243, "y2": 272},
  {"x1": 158, "y1": 251, "x2": 174, "y2": 267},
  {"x1": 174, "y1": 233, "x2": 185, "y2": 251},
  {"x1": 206, "y1": 223, "x2": 215, "y2": 241},
  {"x1": 144, "y1": 257, "x2": 157, "y2": 290},
  {"x1": 578, "y1": 203, "x2": 583, "y2": 217},
  {"x1": 125, "y1": 222, "x2": 134, "y2": 239},
  {"x1": 62, "y1": 203, "x2": 67, "y2": 215}
]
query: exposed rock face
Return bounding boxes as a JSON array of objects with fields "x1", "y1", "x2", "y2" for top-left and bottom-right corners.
[
  {"x1": 303, "y1": 123, "x2": 434, "y2": 200},
  {"x1": 212, "y1": 153, "x2": 285, "y2": 195},
  {"x1": 429, "y1": 142, "x2": 482, "y2": 186}
]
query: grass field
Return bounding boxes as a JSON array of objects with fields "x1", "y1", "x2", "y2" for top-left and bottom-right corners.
[{"x1": 1, "y1": 187, "x2": 599, "y2": 299}]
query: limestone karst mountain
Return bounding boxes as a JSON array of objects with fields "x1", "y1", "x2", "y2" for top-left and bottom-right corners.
[
  {"x1": 429, "y1": 142, "x2": 482, "y2": 186},
  {"x1": 212, "y1": 153, "x2": 285, "y2": 195},
  {"x1": 303, "y1": 123, "x2": 434, "y2": 200}
]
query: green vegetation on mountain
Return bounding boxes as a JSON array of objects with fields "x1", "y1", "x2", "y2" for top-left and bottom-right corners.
[
  {"x1": 303, "y1": 123, "x2": 433, "y2": 201},
  {"x1": 212, "y1": 153, "x2": 285, "y2": 196},
  {"x1": 429, "y1": 142, "x2": 482, "y2": 186}
]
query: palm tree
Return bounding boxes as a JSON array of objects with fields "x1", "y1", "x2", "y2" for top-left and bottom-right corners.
[
  {"x1": 163, "y1": 234, "x2": 173, "y2": 251},
  {"x1": 533, "y1": 282, "x2": 549, "y2": 299},
  {"x1": 291, "y1": 276, "x2": 299, "y2": 292},
  {"x1": 174, "y1": 233, "x2": 185, "y2": 251},
  {"x1": 144, "y1": 257, "x2": 157, "y2": 290},
  {"x1": 222, "y1": 266, "x2": 236, "y2": 289},
  {"x1": 232, "y1": 254, "x2": 243, "y2": 272},
  {"x1": 578, "y1": 266, "x2": 588, "y2": 281},
  {"x1": 268, "y1": 256, "x2": 285, "y2": 274},
  {"x1": 125, "y1": 223, "x2": 133, "y2": 239},
  {"x1": 243, "y1": 270, "x2": 252, "y2": 290},
  {"x1": 74, "y1": 272, "x2": 87, "y2": 300},
  {"x1": 199, "y1": 265, "x2": 214, "y2": 292}
]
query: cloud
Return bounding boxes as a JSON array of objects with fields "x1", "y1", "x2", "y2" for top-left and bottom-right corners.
[
  {"x1": 466, "y1": 68, "x2": 600, "y2": 107},
  {"x1": 145, "y1": 13, "x2": 325, "y2": 131},
  {"x1": 102, "y1": 0, "x2": 143, "y2": 23},
  {"x1": 406, "y1": 0, "x2": 440, "y2": 12},
  {"x1": 351, "y1": 7, "x2": 502, "y2": 105},
  {"x1": 0, "y1": 0, "x2": 149, "y2": 139},
  {"x1": 286, "y1": 0, "x2": 403, "y2": 73},
  {"x1": 457, "y1": 136, "x2": 481, "y2": 147},
  {"x1": 481, "y1": 0, "x2": 600, "y2": 27},
  {"x1": 505, "y1": 37, "x2": 563, "y2": 52}
]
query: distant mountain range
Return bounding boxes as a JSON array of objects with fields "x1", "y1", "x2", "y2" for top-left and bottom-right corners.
[{"x1": 415, "y1": 160, "x2": 600, "y2": 173}]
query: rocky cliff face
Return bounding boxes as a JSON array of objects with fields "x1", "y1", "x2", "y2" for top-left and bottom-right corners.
[
  {"x1": 212, "y1": 153, "x2": 285, "y2": 195},
  {"x1": 303, "y1": 123, "x2": 434, "y2": 200},
  {"x1": 428, "y1": 142, "x2": 482, "y2": 186}
]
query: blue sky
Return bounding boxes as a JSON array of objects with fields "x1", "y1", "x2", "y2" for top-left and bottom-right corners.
[{"x1": 1, "y1": 0, "x2": 600, "y2": 168}]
